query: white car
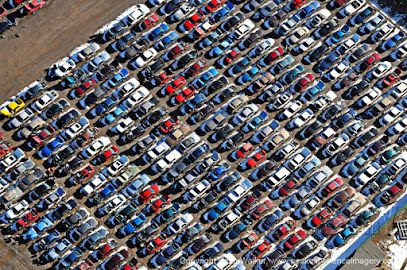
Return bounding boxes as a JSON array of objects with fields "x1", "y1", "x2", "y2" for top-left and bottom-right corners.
[
  {"x1": 33, "y1": 91, "x2": 59, "y2": 112},
  {"x1": 322, "y1": 133, "x2": 350, "y2": 158},
  {"x1": 306, "y1": 9, "x2": 331, "y2": 28},
  {"x1": 81, "y1": 174, "x2": 107, "y2": 196},
  {"x1": 132, "y1": 48, "x2": 158, "y2": 68},
  {"x1": 143, "y1": 141, "x2": 171, "y2": 164},
  {"x1": 372, "y1": 61, "x2": 392, "y2": 78},
  {"x1": 226, "y1": 179, "x2": 253, "y2": 203},
  {"x1": 76, "y1": 42, "x2": 100, "y2": 62},
  {"x1": 357, "y1": 87, "x2": 381, "y2": 108},
  {"x1": 115, "y1": 78, "x2": 141, "y2": 99},
  {"x1": 125, "y1": 86, "x2": 150, "y2": 108},
  {"x1": 392, "y1": 42, "x2": 407, "y2": 60},
  {"x1": 287, "y1": 108, "x2": 314, "y2": 129},
  {"x1": 51, "y1": 58, "x2": 76, "y2": 78},
  {"x1": 299, "y1": 196, "x2": 321, "y2": 217},
  {"x1": 152, "y1": 149, "x2": 182, "y2": 173},
  {"x1": 8, "y1": 108, "x2": 34, "y2": 129},
  {"x1": 63, "y1": 117, "x2": 90, "y2": 140},
  {"x1": 183, "y1": 180, "x2": 211, "y2": 202},
  {"x1": 0, "y1": 148, "x2": 26, "y2": 173},
  {"x1": 390, "y1": 81, "x2": 407, "y2": 99},
  {"x1": 4, "y1": 200, "x2": 29, "y2": 221},
  {"x1": 371, "y1": 23, "x2": 395, "y2": 42},
  {"x1": 361, "y1": 13, "x2": 385, "y2": 34},
  {"x1": 171, "y1": 2, "x2": 194, "y2": 22},
  {"x1": 388, "y1": 116, "x2": 407, "y2": 135},
  {"x1": 99, "y1": 194, "x2": 126, "y2": 215},
  {"x1": 103, "y1": 155, "x2": 129, "y2": 177},
  {"x1": 232, "y1": 104, "x2": 259, "y2": 126},
  {"x1": 232, "y1": 19, "x2": 255, "y2": 40},
  {"x1": 249, "y1": 38, "x2": 275, "y2": 58},
  {"x1": 327, "y1": 59, "x2": 350, "y2": 81},
  {"x1": 286, "y1": 26, "x2": 309, "y2": 46},
  {"x1": 210, "y1": 254, "x2": 237, "y2": 270},
  {"x1": 279, "y1": 100, "x2": 302, "y2": 120},
  {"x1": 125, "y1": 4, "x2": 150, "y2": 25},
  {"x1": 355, "y1": 162, "x2": 381, "y2": 186},
  {"x1": 294, "y1": 37, "x2": 320, "y2": 54},
  {"x1": 80, "y1": 137, "x2": 111, "y2": 159},
  {"x1": 339, "y1": 0, "x2": 366, "y2": 17},
  {"x1": 114, "y1": 117, "x2": 134, "y2": 134},
  {"x1": 165, "y1": 213, "x2": 193, "y2": 236},
  {"x1": 340, "y1": 35, "x2": 361, "y2": 53},
  {"x1": 379, "y1": 105, "x2": 404, "y2": 127}
]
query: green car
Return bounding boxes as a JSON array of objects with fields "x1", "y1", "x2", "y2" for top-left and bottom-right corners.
[{"x1": 380, "y1": 146, "x2": 400, "y2": 164}]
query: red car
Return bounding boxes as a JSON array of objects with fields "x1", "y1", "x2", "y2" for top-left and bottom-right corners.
[
  {"x1": 174, "y1": 88, "x2": 195, "y2": 104},
  {"x1": 235, "y1": 143, "x2": 253, "y2": 159},
  {"x1": 263, "y1": 47, "x2": 285, "y2": 65},
  {"x1": 30, "y1": 125, "x2": 56, "y2": 148},
  {"x1": 149, "y1": 195, "x2": 171, "y2": 213},
  {"x1": 360, "y1": 52, "x2": 380, "y2": 72},
  {"x1": 242, "y1": 232, "x2": 259, "y2": 249},
  {"x1": 74, "y1": 164, "x2": 95, "y2": 184},
  {"x1": 183, "y1": 13, "x2": 204, "y2": 31},
  {"x1": 100, "y1": 145, "x2": 120, "y2": 163},
  {"x1": 74, "y1": 78, "x2": 97, "y2": 97},
  {"x1": 97, "y1": 241, "x2": 117, "y2": 259},
  {"x1": 321, "y1": 177, "x2": 344, "y2": 197},
  {"x1": 271, "y1": 220, "x2": 296, "y2": 242},
  {"x1": 164, "y1": 76, "x2": 186, "y2": 95},
  {"x1": 251, "y1": 240, "x2": 271, "y2": 259},
  {"x1": 153, "y1": 72, "x2": 172, "y2": 86},
  {"x1": 120, "y1": 257, "x2": 139, "y2": 270},
  {"x1": 200, "y1": 0, "x2": 226, "y2": 14},
  {"x1": 139, "y1": 184, "x2": 160, "y2": 203},
  {"x1": 321, "y1": 213, "x2": 349, "y2": 237},
  {"x1": 277, "y1": 179, "x2": 298, "y2": 197},
  {"x1": 139, "y1": 13, "x2": 159, "y2": 30},
  {"x1": 382, "y1": 68, "x2": 402, "y2": 88},
  {"x1": 220, "y1": 49, "x2": 240, "y2": 67},
  {"x1": 0, "y1": 7, "x2": 7, "y2": 19},
  {"x1": 15, "y1": 209, "x2": 39, "y2": 229},
  {"x1": 246, "y1": 149, "x2": 267, "y2": 168},
  {"x1": 23, "y1": 0, "x2": 45, "y2": 14},
  {"x1": 104, "y1": 249, "x2": 129, "y2": 270},
  {"x1": 291, "y1": 0, "x2": 307, "y2": 9},
  {"x1": 167, "y1": 44, "x2": 189, "y2": 60},
  {"x1": 146, "y1": 235, "x2": 167, "y2": 254},
  {"x1": 297, "y1": 73, "x2": 314, "y2": 91},
  {"x1": 282, "y1": 229, "x2": 307, "y2": 251},
  {"x1": 380, "y1": 181, "x2": 405, "y2": 205},
  {"x1": 184, "y1": 60, "x2": 207, "y2": 78},
  {"x1": 159, "y1": 117, "x2": 179, "y2": 134},
  {"x1": 0, "y1": 141, "x2": 13, "y2": 158},
  {"x1": 309, "y1": 208, "x2": 333, "y2": 228},
  {"x1": 238, "y1": 191, "x2": 262, "y2": 211},
  {"x1": 251, "y1": 199, "x2": 273, "y2": 220}
]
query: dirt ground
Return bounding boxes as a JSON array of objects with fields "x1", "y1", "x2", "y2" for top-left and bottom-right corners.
[{"x1": 0, "y1": 0, "x2": 140, "y2": 102}]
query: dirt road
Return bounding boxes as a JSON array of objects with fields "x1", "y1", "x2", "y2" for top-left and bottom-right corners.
[{"x1": 0, "y1": 0, "x2": 139, "y2": 101}]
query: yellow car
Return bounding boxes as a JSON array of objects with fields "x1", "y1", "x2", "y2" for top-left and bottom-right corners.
[{"x1": 0, "y1": 98, "x2": 25, "y2": 117}]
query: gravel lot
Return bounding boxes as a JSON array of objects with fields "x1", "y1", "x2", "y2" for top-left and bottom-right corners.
[{"x1": 0, "y1": 0, "x2": 406, "y2": 270}]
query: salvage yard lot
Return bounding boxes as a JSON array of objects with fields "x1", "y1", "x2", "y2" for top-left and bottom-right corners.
[{"x1": 0, "y1": 0, "x2": 406, "y2": 269}]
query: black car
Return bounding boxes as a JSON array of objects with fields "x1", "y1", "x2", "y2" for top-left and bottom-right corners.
[
  {"x1": 344, "y1": 78, "x2": 370, "y2": 99},
  {"x1": 348, "y1": 44, "x2": 370, "y2": 62},
  {"x1": 299, "y1": 120, "x2": 322, "y2": 139},
  {"x1": 238, "y1": 30, "x2": 264, "y2": 50},
  {"x1": 219, "y1": 132, "x2": 244, "y2": 152},
  {"x1": 196, "y1": 242, "x2": 224, "y2": 264},
  {"x1": 307, "y1": 44, "x2": 329, "y2": 63},
  {"x1": 54, "y1": 109, "x2": 80, "y2": 129},
  {"x1": 131, "y1": 222, "x2": 159, "y2": 245},
  {"x1": 48, "y1": 199, "x2": 77, "y2": 222},
  {"x1": 221, "y1": 12, "x2": 245, "y2": 32},
  {"x1": 161, "y1": 0, "x2": 183, "y2": 14},
  {"x1": 293, "y1": 240, "x2": 318, "y2": 259},
  {"x1": 0, "y1": 18, "x2": 16, "y2": 35},
  {"x1": 121, "y1": 124, "x2": 145, "y2": 143},
  {"x1": 211, "y1": 86, "x2": 236, "y2": 105},
  {"x1": 103, "y1": 21, "x2": 127, "y2": 41},
  {"x1": 28, "y1": 179, "x2": 56, "y2": 202},
  {"x1": 143, "y1": 107, "x2": 168, "y2": 127},
  {"x1": 139, "y1": 59, "x2": 165, "y2": 81},
  {"x1": 210, "y1": 124, "x2": 234, "y2": 142},
  {"x1": 114, "y1": 202, "x2": 138, "y2": 224},
  {"x1": 46, "y1": 145, "x2": 76, "y2": 167},
  {"x1": 204, "y1": 76, "x2": 228, "y2": 96},
  {"x1": 18, "y1": 169, "x2": 47, "y2": 191},
  {"x1": 56, "y1": 157, "x2": 83, "y2": 176},
  {"x1": 329, "y1": 148, "x2": 354, "y2": 166},
  {"x1": 192, "y1": 190, "x2": 219, "y2": 211},
  {"x1": 263, "y1": 10, "x2": 287, "y2": 28},
  {"x1": 21, "y1": 82, "x2": 47, "y2": 102},
  {"x1": 350, "y1": 128, "x2": 379, "y2": 149},
  {"x1": 314, "y1": 19, "x2": 339, "y2": 38},
  {"x1": 319, "y1": 104, "x2": 343, "y2": 122},
  {"x1": 216, "y1": 172, "x2": 241, "y2": 192},
  {"x1": 252, "y1": 161, "x2": 276, "y2": 180},
  {"x1": 133, "y1": 97, "x2": 159, "y2": 118},
  {"x1": 122, "y1": 37, "x2": 148, "y2": 60},
  {"x1": 113, "y1": 31, "x2": 137, "y2": 51},
  {"x1": 44, "y1": 99, "x2": 69, "y2": 120},
  {"x1": 170, "y1": 51, "x2": 198, "y2": 71}
]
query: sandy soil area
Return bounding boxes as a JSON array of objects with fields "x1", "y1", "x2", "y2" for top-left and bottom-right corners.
[{"x1": 0, "y1": 0, "x2": 139, "y2": 101}]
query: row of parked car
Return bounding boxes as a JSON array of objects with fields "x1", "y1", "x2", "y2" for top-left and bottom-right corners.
[{"x1": 0, "y1": 0, "x2": 406, "y2": 269}]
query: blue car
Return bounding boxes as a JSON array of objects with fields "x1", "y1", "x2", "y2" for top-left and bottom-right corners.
[
  {"x1": 193, "y1": 68, "x2": 218, "y2": 89},
  {"x1": 104, "y1": 68, "x2": 129, "y2": 89},
  {"x1": 92, "y1": 183, "x2": 116, "y2": 204},
  {"x1": 228, "y1": 223, "x2": 247, "y2": 240},
  {"x1": 208, "y1": 164, "x2": 230, "y2": 181},
  {"x1": 230, "y1": 56, "x2": 251, "y2": 75},
  {"x1": 32, "y1": 230, "x2": 61, "y2": 253},
  {"x1": 147, "y1": 23, "x2": 170, "y2": 42},
  {"x1": 301, "y1": 81, "x2": 325, "y2": 102},
  {"x1": 383, "y1": 32, "x2": 406, "y2": 50},
  {"x1": 206, "y1": 201, "x2": 229, "y2": 222},
  {"x1": 23, "y1": 217, "x2": 53, "y2": 241},
  {"x1": 351, "y1": 6, "x2": 374, "y2": 25},
  {"x1": 41, "y1": 136, "x2": 64, "y2": 157},
  {"x1": 297, "y1": 1, "x2": 320, "y2": 19},
  {"x1": 238, "y1": 66, "x2": 260, "y2": 85},
  {"x1": 120, "y1": 213, "x2": 147, "y2": 236},
  {"x1": 93, "y1": 96, "x2": 119, "y2": 116},
  {"x1": 331, "y1": 24, "x2": 351, "y2": 44},
  {"x1": 100, "y1": 104, "x2": 127, "y2": 125},
  {"x1": 180, "y1": 93, "x2": 207, "y2": 115},
  {"x1": 210, "y1": 2, "x2": 234, "y2": 23},
  {"x1": 200, "y1": 29, "x2": 222, "y2": 48},
  {"x1": 333, "y1": 227, "x2": 356, "y2": 247},
  {"x1": 209, "y1": 39, "x2": 234, "y2": 57},
  {"x1": 317, "y1": 50, "x2": 341, "y2": 72},
  {"x1": 242, "y1": 111, "x2": 269, "y2": 133},
  {"x1": 155, "y1": 203, "x2": 180, "y2": 225},
  {"x1": 155, "y1": 31, "x2": 179, "y2": 50}
]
